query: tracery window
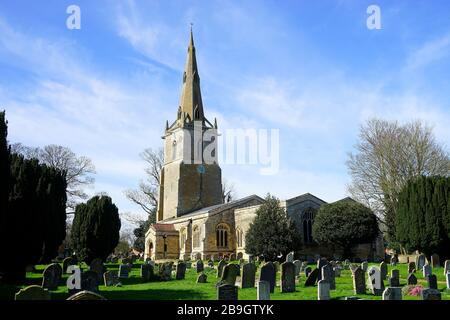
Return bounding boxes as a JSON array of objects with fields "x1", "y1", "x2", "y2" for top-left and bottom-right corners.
[{"x1": 216, "y1": 223, "x2": 229, "y2": 248}]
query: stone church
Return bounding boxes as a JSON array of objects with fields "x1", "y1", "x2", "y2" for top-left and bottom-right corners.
[{"x1": 144, "y1": 30, "x2": 384, "y2": 262}]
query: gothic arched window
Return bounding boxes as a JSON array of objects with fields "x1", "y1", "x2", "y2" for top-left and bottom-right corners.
[
  {"x1": 216, "y1": 223, "x2": 229, "y2": 248},
  {"x1": 302, "y1": 208, "x2": 317, "y2": 244},
  {"x1": 193, "y1": 225, "x2": 200, "y2": 248},
  {"x1": 236, "y1": 228, "x2": 244, "y2": 248}
]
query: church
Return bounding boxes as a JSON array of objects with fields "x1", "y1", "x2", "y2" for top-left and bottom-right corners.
[{"x1": 144, "y1": 30, "x2": 384, "y2": 262}]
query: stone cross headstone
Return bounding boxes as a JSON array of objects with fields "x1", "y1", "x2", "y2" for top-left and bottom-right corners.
[
  {"x1": 352, "y1": 267, "x2": 366, "y2": 295},
  {"x1": 293, "y1": 260, "x2": 302, "y2": 277},
  {"x1": 286, "y1": 251, "x2": 294, "y2": 263},
  {"x1": 317, "y1": 258, "x2": 328, "y2": 281},
  {"x1": 15, "y1": 285, "x2": 51, "y2": 300},
  {"x1": 119, "y1": 264, "x2": 130, "y2": 278},
  {"x1": 361, "y1": 261, "x2": 368, "y2": 272},
  {"x1": 197, "y1": 272, "x2": 207, "y2": 283},
  {"x1": 379, "y1": 261, "x2": 388, "y2": 280},
  {"x1": 280, "y1": 262, "x2": 296, "y2": 293},
  {"x1": 416, "y1": 254, "x2": 426, "y2": 270},
  {"x1": 241, "y1": 263, "x2": 256, "y2": 289},
  {"x1": 408, "y1": 262, "x2": 416, "y2": 274},
  {"x1": 431, "y1": 254, "x2": 440, "y2": 268},
  {"x1": 159, "y1": 262, "x2": 173, "y2": 281},
  {"x1": 176, "y1": 262, "x2": 187, "y2": 280},
  {"x1": 426, "y1": 274, "x2": 437, "y2": 289},
  {"x1": 304, "y1": 266, "x2": 312, "y2": 278},
  {"x1": 407, "y1": 273, "x2": 417, "y2": 285},
  {"x1": 257, "y1": 280, "x2": 270, "y2": 300},
  {"x1": 382, "y1": 287, "x2": 402, "y2": 300},
  {"x1": 219, "y1": 264, "x2": 239, "y2": 286},
  {"x1": 217, "y1": 260, "x2": 227, "y2": 278},
  {"x1": 421, "y1": 288, "x2": 441, "y2": 300},
  {"x1": 304, "y1": 268, "x2": 319, "y2": 287},
  {"x1": 42, "y1": 263, "x2": 62, "y2": 290},
  {"x1": 89, "y1": 258, "x2": 104, "y2": 282},
  {"x1": 103, "y1": 270, "x2": 120, "y2": 287},
  {"x1": 389, "y1": 269, "x2": 400, "y2": 287},
  {"x1": 321, "y1": 264, "x2": 336, "y2": 290},
  {"x1": 317, "y1": 280, "x2": 330, "y2": 300},
  {"x1": 217, "y1": 284, "x2": 238, "y2": 300},
  {"x1": 367, "y1": 266, "x2": 384, "y2": 295},
  {"x1": 141, "y1": 263, "x2": 154, "y2": 282},
  {"x1": 423, "y1": 264, "x2": 432, "y2": 278},
  {"x1": 196, "y1": 260, "x2": 204, "y2": 273},
  {"x1": 259, "y1": 262, "x2": 276, "y2": 293}
]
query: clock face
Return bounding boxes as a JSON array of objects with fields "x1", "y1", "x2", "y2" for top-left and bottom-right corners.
[{"x1": 197, "y1": 164, "x2": 205, "y2": 174}]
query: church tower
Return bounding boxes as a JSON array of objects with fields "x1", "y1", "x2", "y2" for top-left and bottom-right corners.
[{"x1": 157, "y1": 28, "x2": 223, "y2": 221}]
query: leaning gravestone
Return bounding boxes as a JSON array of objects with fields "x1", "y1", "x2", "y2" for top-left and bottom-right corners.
[
  {"x1": 293, "y1": 260, "x2": 302, "y2": 277},
  {"x1": 103, "y1": 270, "x2": 120, "y2": 287},
  {"x1": 259, "y1": 262, "x2": 276, "y2": 293},
  {"x1": 317, "y1": 280, "x2": 330, "y2": 300},
  {"x1": 15, "y1": 285, "x2": 51, "y2": 300},
  {"x1": 380, "y1": 261, "x2": 388, "y2": 280},
  {"x1": 81, "y1": 271, "x2": 99, "y2": 293},
  {"x1": 62, "y1": 257, "x2": 76, "y2": 273},
  {"x1": 217, "y1": 260, "x2": 227, "y2": 278},
  {"x1": 389, "y1": 269, "x2": 400, "y2": 287},
  {"x1": 304, "y1": 266, "x2": 312, "y2": 278},
  {"x1": 241, "y1": 263, "x2": 256, "y2": 289},
  {"x1": 176, "y1": 262, "x2": 187, "y2": 280},
  {"x1": 42, "y1": 263, "x2": 62, "y2": 290},
  {"x1": 367, "y1": 266, "x2": 384, "y2": 296},
  {"x1": 219, "y1": 264, "x2": 239, "y2": 286},
  {"x1": 89, "y1": 258, "x2": 104, "y2": 282},
  {"x1": 421, "y1": 288, "x2": 441, "y2": 300},
  {"x1": 280, "y1": 262, "x2": 296, "y2": 293},
  {"x1": 66, "y1": 290, "x2": 106, "y2": 300},
  {"x1": 423, "y1": 264, "x2": 432, "y2": 278},
  {"x1": 197, "y1": 273, "x2": 207, "y2": 283},
  {"x1": 321, "y1": 264, "x2": 336, "y2": 290},
  {"x1": 196, "y1": 260, "x2": 204, "y2": 273},
  {"x1": 353, "y1": 267, "x2": 366, "y2": 295},
  {"x1": 304, "y1": 268, "x2": 319, "y2": 287},
  {"x1": 119, "y1": 264, "x2": 130, "y2": 278},
  {"x1": 426, "y1": 274, "x2": 438, "y2": 289},
  {"x1": 286, "y1": 251, "x2": 294, "y2": 263},
  {"x1": 408, "y1": 262, "x2": 416, "y2": 274},
  {"x1": 431, "y1": 254, "x2": 440, "y2": 268},
  {"x1": 159, "y1": 262, "x2": 173, "y2": 281},
  {"x1": 257, "y1": 280, "x2": 270, "y2": 300},
  {"x1": 407, "y1": 273, "x2": 417, "y2": 285},
  {"x1": 217, "y1": 284, "x2": 238, "y2": 300},
  {"x1": 141, "y1": 263, "x2": 154, "y2": 282},
  {"x1": 382, "y1": 287, "x2": 402, "y2": 300},
  {"x1": 317, "y1": 258, "x2": 328, "y2": 281},
  {"x1": 416, "y1": 254, "x2": 426, "y2": 270}
]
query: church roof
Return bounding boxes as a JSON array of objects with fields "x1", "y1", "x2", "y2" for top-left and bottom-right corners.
[{"x1": 283, "y1": 192, "x2": 327, "y2": 205}]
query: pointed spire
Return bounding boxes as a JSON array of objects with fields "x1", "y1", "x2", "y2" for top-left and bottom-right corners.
[{"x1": 178, "y1": 25, "x2": 204, "y2": 123}]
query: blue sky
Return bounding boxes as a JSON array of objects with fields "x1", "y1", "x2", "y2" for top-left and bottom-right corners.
[{"x1": 1, "y1": 0, "x2": 450, "y2": 230}]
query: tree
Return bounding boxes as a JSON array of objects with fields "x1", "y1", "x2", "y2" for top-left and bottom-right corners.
[
  {"x1": 133, "y1": 219, "x2": 152, "y2": 252},
  {"x1": 347, "y1": 118, "x2": 450, "y2": 243},
  {"x1": 312, "y1": 199, "x2": 379, "y2": 259},
  {"x1": 0, "y1": 111, "x2": 11, "y2": 279},
  {"x1": 11, "y1": 143, "x2": 96, "y2": 209},
  {"x1": 395, "y1": 176, "x2": 450, "y2": 259},
  {"x1": 245, "y1": 194, "x2": 301, "y2": 260},
  {"x1": 222, "y1": 178, "x2": 236, "y2": 203},
  {"x1": 71, "y1": 195, "x2": 121, "y2": 264}
]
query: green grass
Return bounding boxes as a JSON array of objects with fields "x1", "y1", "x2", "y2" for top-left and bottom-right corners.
[{"x1": 1, "y1": 262, "x2": 449, "y2": 300}]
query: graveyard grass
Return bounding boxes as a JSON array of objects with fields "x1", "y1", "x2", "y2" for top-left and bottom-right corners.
[{"x1": 1, "y1": 262, "x2": 450, "y2": 300}]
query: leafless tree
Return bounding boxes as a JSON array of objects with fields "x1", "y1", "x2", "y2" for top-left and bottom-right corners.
[
  {"x1": 222, "y1": 178, "x2": 236, "y2": 203},
  {"x1": 11, "y1": 143, "x2": 96, "y2": 209},
  {"x1": 347, "y1": 118, "x2": 450, "y2": 240}
]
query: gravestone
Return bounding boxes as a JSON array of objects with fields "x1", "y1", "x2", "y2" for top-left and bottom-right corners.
[
  {"x1": 304, "y1": 266, "x2": 312, "y2": 278},
  {"x1": 444, "y1": 260, "x2": 450, "y2": 276},
  {"x1": 280, "y1": 262, "x2": 296, "y2": 293},
  {"x1": 103, "y1": 270, "x2": 120, "y2": 287},
  {"x1": 15, "y1": 285, "x2": 51, "y2": 300},
  {"x1": 407, "y1": 273, "x2": 417, "y2": 285},
  {"x1": 426, "y1": 274, "x2": 437, "y2": 289},
  {"x1": 367, "y1": 266, "x2": 384, "y2": 296},
  {"x1": 42, "y1": 263, "x2": 62, "y2": 290},
  {"x1": 111, "y1": 256, "x2": 118, "y2": 263},
  {"x1": 176, "y1": 262, "x2": 187, "y2": 280},
  {"x1": 208, "y1": 260, "x2": 214, "y2": 268},
  {"x1": 421, "y1": 288, "x2": 441, "y2": 300},
  {"x1": 446, "y1": 272, "x2": 450, "y2": 290},
  {"x1": 230, "y1": 253, "x2": 236, "y2": 261},
  {"x1": 431, "y1": 254, "x2": 440, "y2": 268},
  {"x1": 317, "y1": 280, "x2": 330, "y2": 300},
  {"x1": 217, "y1": 284, "x2": 238, "y2": 300},
  {"x1": 301, "y1": 261, "x2": 308, "y2": 272},
  {"x1": 389, "y1": 269, "x2": 400, "y2": 287},
  {"x1": 317, "y1": 258, "x2": 328, "y2": 281},
  {"x1": 141, "y1": 263, "x2": 154, "y2": 282},
  {"x1": 217, "y1": 260, "x2": 227, "y2": 278},
  {"x1": 380, "y1": 261, "x2": 388, "y2": 280},
  {"x1": 197, "y1": 272, "x2": 207, "y2": 283},
  {"x1": 196, "y1": 260, "x2": 204, "y2": 273},
  {"x1": 259, "y1": 262, "x2": 276, "y2": 293},
  {"x1": 257, "y1": 280, "x2": 270, "y2": 300},
  {"x1": 89, "y1": 258, "x2": 104, "y2": 282},
  {"x1": 80, "y1": 271, "x2": 99, "y2": 293},
  {"x1": 241, "y1": 263, "x2": 256, "y2": 289},
  {"x1": 62, "y1": 257, "x2": 76, "y2": 273},
  {"x1": 423, "y1": 264, "x2": 432, "y2": 278},
  {"x1": 408, "y1": 262, "x2": 416, "y2": 274},
  {"x1": 352, "y1": 267, "x2": 366, "y2": 295},
  {"x1": 304, "y1": 268, "x2": 319, "y2": 287},
  {"x1": 293, "y1": 260, "x2": 302, "y2": 277},
  {"x1": 334, "y1": 267, "x2": 341, "y2": 277},
  {"x1": 66, "y1": 290, "x2": 106, "y2": 300},
  {"x1": 273, "y1": 261, "x2": 280, "y2": 273},
  {"x1": 119, "y1": 264, "x2": 130, "y2": 278},
  {"x1": 416, "y1": 254, "x2": 426, "y2": 270},
  {"x1": 361, "y1": 261, "x2": 368, "y2": 272},
  {"x1": 159, "y1": 262, "x2": 173, "y2": 281},
  {"x1": 321, "y1": 264, "x2": 336, "y2": 290},
  {"x1": 219, "y1": 264, "x2": 239, "y2": 286},
  {"x1": 286, "y1": 251, "x2": 294, "y2": 263},
  {"x1": 382, "y1": 287, "x2": 402, "y2": 300},
  {"x1": 390, "y1": 255, "x2": 398, "y2": 266}
]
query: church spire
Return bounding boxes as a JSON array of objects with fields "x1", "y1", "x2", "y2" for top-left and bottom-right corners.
[{"x1": 178, "y1": 26, "x2": 204, "y2": 123}]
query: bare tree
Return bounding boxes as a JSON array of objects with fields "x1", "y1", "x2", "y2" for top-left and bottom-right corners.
[
  {"x1": 347, "y1": 118, "x2": 450, "y2": 241},
  {"x1": 222, "y1": 178, "x2": 236, "y2": 203},
  {"x1": 11, "y1": 143, "x2": 96, "y2": 209}
]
